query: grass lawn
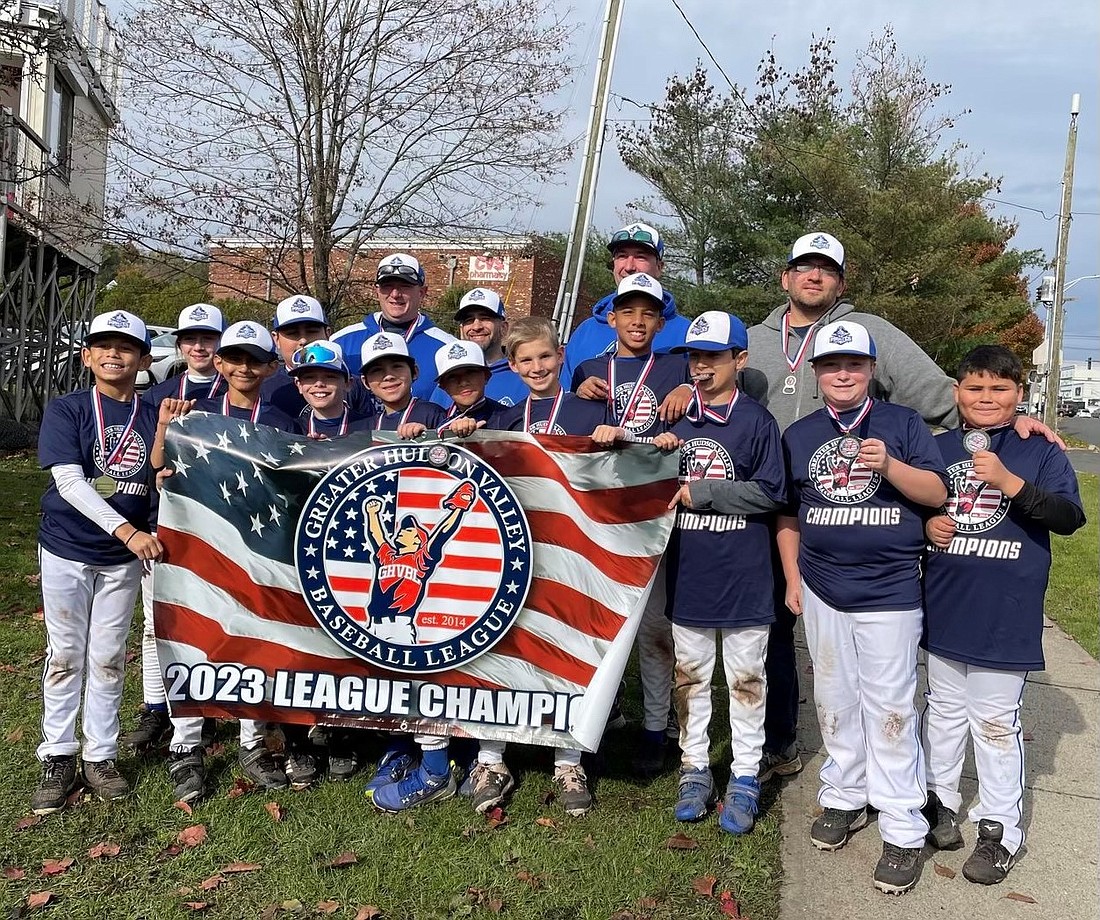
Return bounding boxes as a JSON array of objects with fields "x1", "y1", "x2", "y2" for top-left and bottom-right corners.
[
  {"x1": 1046, "y1": 472, "x2": 1099, "y2": 657},
  {"x1": 0, "y1": 454, "x2": 781, "y2": 920}
]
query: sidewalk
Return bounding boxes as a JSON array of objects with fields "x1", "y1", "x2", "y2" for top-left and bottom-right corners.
[{"x1": 778, "y1": 618, "x2": 1100, "y2": 920}]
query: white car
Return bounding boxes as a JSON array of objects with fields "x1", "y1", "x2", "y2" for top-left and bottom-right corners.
[{"x1": 135, "y1": 326, "x2": 179, "y2": 389}]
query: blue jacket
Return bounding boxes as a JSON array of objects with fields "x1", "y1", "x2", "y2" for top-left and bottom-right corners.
[
  {"x1": 333, "y1": 312, "x2": 457, "y2": 402},
  {"x1": 429, "y1": 358, "x2": 529, "y2": 409},
  {"x1": 562, "y1": 289, "x2": 690, "y2": 384}
]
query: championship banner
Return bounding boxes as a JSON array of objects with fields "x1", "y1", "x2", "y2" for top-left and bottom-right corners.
[{"x1": 153, "y1": 413, "x2": 678, "y2": 752}]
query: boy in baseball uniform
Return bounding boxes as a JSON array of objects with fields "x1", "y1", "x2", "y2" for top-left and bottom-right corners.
[
  {"x1": 921, "y1": 345, "x2": 1084, "y2": 884},
  {"x1": 778, "y1": 320, "x2": 948, "y2": 895},
  {"x1": 33, "y1": 311, "x2": 162, "y2": 813}
]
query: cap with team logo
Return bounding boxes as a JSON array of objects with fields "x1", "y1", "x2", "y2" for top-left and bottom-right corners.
[
  {"x1": 173, "y1": 303, "x2": 226, "y2": 336},
  {"x1": 288, "y1": 340, "x2": 349, "y2": 378},
  {"x1": 788, "y1": 232, "x2": 845, "y2": 273},
  {"x1": 435, "y1": 340, "x2": 488, "y2": 381},
  {"x1": 607, "y1": 221, "x2": 664, "y2": 258},
  {"x1": 671, "y1": 310, "x2": 748, "y2": 353},
  {"x1": 84, "y1": 310, "x2": 152, "y2": 354},
  {"x1": 217, "y1": 321, "x2": 277, "y2": 362},
  {"x1": 810, "y1": 320, "x2": 877, "y2": 362},
  {"x1": 454, "y1": 287, "x2": 506, "y2": 321},
  {"x1": 612, "y1": 272, "x2": 665, "y2": 308},
  {"x1": 359, "y1": 331, "x2": 414, "y2": 372},
  {"x1": 376, "y1": 253, "x2": 425, "y2": 285},
  {"x1": 272, "y1": 294, "x2": 328, "y2": 330}
]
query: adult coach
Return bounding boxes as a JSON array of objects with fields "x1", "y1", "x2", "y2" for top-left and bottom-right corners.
[
  {"x1": 561, "y1": 222, "x2": 691, "y2": 384},
  {"x1": 333, "y1": 254, "x2": 456, "y2": 401},
  {"x1": 742, "y1": 230, "x2": 1060, "y2": 781}
]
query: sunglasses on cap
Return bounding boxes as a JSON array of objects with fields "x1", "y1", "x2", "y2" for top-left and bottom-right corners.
[
  {"x1": 790, "y1": 262, "x2": 842, "y2": 278},
  {"x1": 377, "y1": 264, "x2": 423, "y2": 284},
  {"x1": 609, "y1": 227, "x2": 660, "y2": 250},
  {"x1": 293, "y1": 342, "x2": 342, "y2": 367}
]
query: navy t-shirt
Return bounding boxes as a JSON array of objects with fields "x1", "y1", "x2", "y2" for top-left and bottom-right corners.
[
  {"x1": 572, "y1": 352, "x2": 688, "y2": 438},
  {"x1": 300, "y1": 408, "x2": 376, "y2": 439},
  {"x1": 500, "y1": 391, "x2": 609, "y2": 435},
  {"x1": 38, "y1": 388, "x2": 159, "y2": 565},
  {"x1": 782, "y1": 401, "x2": 947, "y2": 612},
  {"x1": 922, "y1": 428, "x2": 1082, "y2": 671},
  {"x1": 144, "y1": 372, "x2": 224, "y2": 409},
  {"x1": 262, "y1": 365, "x2": 375, "y2": 419},
  {"x1": 372, "y1": 398, "x2": 447, "y2": 432},
  {"x1": 666, "y1": 394, "x2": 786, "y2": 628},
  {"x1": 438, "y1": 397, "x2": 509, "y2": 432},
  {"x1": 430, "y1": 359, "x2": 529, "y2": 409},
  {"x1": 191, "y1": 397, "x2": 302, "y2": 434}
]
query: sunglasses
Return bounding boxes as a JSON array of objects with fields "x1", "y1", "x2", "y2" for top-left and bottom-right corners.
[
  {"x1": 791, "y1": 262, "x2": 842, "y2": 278},
  {"x1": 293, "y1": 343, "x2": 342, "y2": 367},
  {"x1": 609, "y1": 227, "x2": 662, "y2": 251},
  {"x1": 376, "y1": 264, "x2": 424, "y2": 284}
]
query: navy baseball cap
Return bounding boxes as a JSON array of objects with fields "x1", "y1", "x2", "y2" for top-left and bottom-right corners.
[{"x1": 672, "y1": 311, "x2": 748, "y2": 353}]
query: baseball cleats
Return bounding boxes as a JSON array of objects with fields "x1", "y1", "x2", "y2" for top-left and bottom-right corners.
[
  {"x1": 758, "y1": 742, "x2": 802, "y2": 783},
  {"x1": 168, "y1": 747, "x2": 207, "y2": 804},
  {"x1": 239, "y1": 743, "x2": 288, "y2": 789},
  {"x1": 371, "y1": 764, "x2": 456, "y2": 813},
  {"x1": 922, "y1": 791, "x2": 964, "y2": 850},
  {"x1": 461, "y1": 762, "x2": 515, "y2": 813},
  {"x1": 810, "y1": 806, "x2": 868, "y2": 850},
  {"x1": 633, "y1": 729, "x2": 668, "y2": 777},
  {"x1": 82, "y1": 759, "x2": 131, "y2": 802},
  {"x1": 31, "y1": 755, "x2": 78, "y2": 815},
  {"x1": 719, "y1": 775, "x2": 760, "y2": 836},
  {"x1": 326, "y1": 731, "x2": 363, "y2": 782},
  {"x1": 285, "y1": 749, "x2": 319, "y2": 790},
  {"x1": 121, "y1": 706, "x2": 172, "y2": 751},
  {"x1": 365, "y1": 749, "x2": 417, "y2": 800},
  {"x1": 873, "y1": 842, "x2": 921, "y2": 895},
  {"x1": 962, "y1": 819, "x2": 1017, "y2": 885},
  {"x1": 553, "y1": 764, "x2": 594, "y2": 817},
  {"x1": 674, "y1": 767, "x2": 715, "y2": 822}
]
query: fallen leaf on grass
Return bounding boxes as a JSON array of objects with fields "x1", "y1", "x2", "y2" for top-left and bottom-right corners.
[
  {"x1": 87, "y1": 841, "x2": 121, "y2": 860},
  {"x1": 538, "y1": 788, "x2": 555, "y2": 806},
  {"x1": 222, "y1": 862, "x2": 262, "y2": 874},
  {"x1": 583, "y1": 834, "x2": 596, "y2": 849},
  {"x1": 352, "y1": 908, "x2": 382, "y2": 920},
  {"x1": 719, "y1": 890, "x2": 743, "y2": 918},
  {"x1": 264, "y1": 802, "x2": 283, "y2": 822},
  {"x1": 26, "y1": 891, "x2": 55, "y2": 909},
  {"x1": 32, "y1": 608, "x2": 44, "y2": 621},
  {"x1": 315, "y1": 901, "x2": 340, "y2": 914},
  {"x1": 280, "y1": 899, "x2": 304, "y2": 913},
  {"x1": 534, "y1": 816, "x2": 556, "y2": 828},
  {"x1": 16, "y1": 815, "x2": 43, "y2": 831},
  {"x1": 320, "y1": 851, "x2": 358, "y2": 869},
  {"x1": 515, "y1": 869, "x2": 542, "y2": 889},
  {"x1": 64, "y1": 787, "x2": 84, "y2": 808},
  {"x1": 637, "y1": 896, "x2": 659, "y2": 909},
  {"x1": 124, "y1": 650, "x2": 137, "y2": 663},
  {"x1": 226, "y1": 777, "x2": 256, "y2": 799},
  {"x1": 933, "y1": 862, "x2": 956, "y2": 879},
  {"x1": 1005, "y1": 892, "x2": 1038, "y2": 904},
  {"x1": 40, "y1": 857, "x2": 74, "y2": 877},
  {"x1": 179, "y1": 887, "x2": 194, "y2": 896},
  {"x1": 177, "y1": 825, "x2": 208, "y2": 848},
  {"x1": 24, "y1": 573, "x2": 40, "y2": 585},
  {"x1": 664, "y1": 832, "x2": 699, "y2": 850},
  {"x1": 3, "y1": 867, "x2": 26, "y2": 880},
  {"x1": 6, "y1": 726, "x2": 24, "y2": 742},
  {"x1": 157, "y1": 844, "x2": 183, "y2": 861},
  {"x1": 692, "y1": 875, "x2": 717, "y2": 897},
  {"x1": 183, "y1": 902, "x2": 211, "y2": 912},
  {"x1": 484, "y1": 806, "x2": 509, "y2": 829},
  {"x1": 199, "y1": 874, "x2": 225, "y2": 891},
  {"x1": 174, "y1": 800, "x2": 194, "y2": 816},
  {"x1": 205, "y1": 742, "x2": 226, "y2": 757}
]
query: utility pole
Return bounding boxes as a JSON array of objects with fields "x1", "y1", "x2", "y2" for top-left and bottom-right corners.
[
  {"x1": 1043, "y1": 93, "x2": 1080, "y2": 430},
  {"x1": 553, "y1": 0, "x2": 623, "y2": 343}
]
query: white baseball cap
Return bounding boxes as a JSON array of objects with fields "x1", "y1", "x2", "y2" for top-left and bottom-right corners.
[
  {"x1": 84, "y1": 310, "x2": 151, "y2": 353},
  {"x1": 360, "y1": 331, "x2": 414, "y2": 371},
  {"x1": 376, "y1": 253, "x2": 425, "y2": 285},
  {"x1": 788, "y1": 232, "x2": 845, "y2": 273},
  {"x1": 217, "y1": 321, "x2": 277, "y2": 362},
  {"x1": 672, "y1": 311, "x2": 748, "y2": 353},
  {"x1": 810, "y1": 320, "x2": 877, "y2": 362},
  {"x1": 612, "y1": 272, "x2": 664, "y2": 308},
  {"x1": 455, "y1": 287, "x2": 505, "y2": 321},
  {"x1": 435, "y1": 340, "x2": 488, "y2": 381},
  {"x1": 272, "y1": 294, "x2": 327, "y2": 330},
  {"x1": 607, "y1": 221, "x2": 664, "y2": 257},
  {"x1": 174, "y1": 303, "x2": 226, "y2": 335},
  {"x1": 288, "y1": 340, "x2": 349, "y2": 378}
]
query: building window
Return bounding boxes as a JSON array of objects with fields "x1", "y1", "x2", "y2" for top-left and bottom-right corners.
[{"x1": 48, "y1": 73, "x2": 75, "y2": 182}]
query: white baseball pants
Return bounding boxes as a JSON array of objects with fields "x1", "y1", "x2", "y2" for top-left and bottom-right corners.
[
  {"x1": 673, "y1": 623, "x2": 769, "y2": 776},
  {"x1": 139, "y1": 562, "x2": 166, "y2": 705},
  {"x1": 922, "y1": 653, "x2": 1027, "y2": 854},
  {"x1": 169, "y1": 715, "x2": 266, "y2": 753},
  {"x1": 802, "y1": 582, "x2": 929, "y2": 849},
  {"x1": 638, "y1": 557, "x2": 674, "y2": 732},
  {"x1": 37, "y1": 546, "x2": 142, "y2": 762}
]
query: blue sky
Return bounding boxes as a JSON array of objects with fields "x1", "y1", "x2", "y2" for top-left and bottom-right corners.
[{"x1": 536, "y1": 1, "x2": 1099, "y2": 362}]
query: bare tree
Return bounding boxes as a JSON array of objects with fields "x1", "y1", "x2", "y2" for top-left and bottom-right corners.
[{"x1": 111, "y1": 0, "x2": 573, "y2": 311}]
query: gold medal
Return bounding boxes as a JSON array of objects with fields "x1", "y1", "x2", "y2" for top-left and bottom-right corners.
[{"x1": 94, "y1": 476, "x2": 117, "y2": 498}]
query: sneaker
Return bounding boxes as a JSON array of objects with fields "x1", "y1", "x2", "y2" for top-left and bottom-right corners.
[
  {"x1": 673, "y1": 767, "x2": 714, "y2": 822},
  {"x1": 31, "y1": 755, "x2": 78, "y2": 815},
  {"x1": 167, "y1": 747, "x2": 206, "y2": 804},
  {"x1": 719, "y1": 775, "x2": 760, "y2": 835},
  {"x1": 922, "y1": 791, "x2": 963, "y2": 850},
  {"x1": 238, "y1": 743, "x2": 288, "y2": 789},
  {"x1": 371, "y1": 764, "x2": 456, "y2": 813},
  {"x1": 633, "y1": 729, "x2": 668, "y2": 777},
  {"x1": 873, "y1": 842, "x2": 922, "y2": 895},
  {"x1": 463, "y1": 762, "x2": 515, "y2": 813},
  {"x1": 364, "y1": 749, "x2": 417, "y2": 800},
  {"x1": 962, "y1": 819, "x2": 1017, "y2": 885},
  {"x1": 606, "y1": 681, "x2": 628, "y2": 731},
  {"x1": 810, "y1": 806, "x2": 868, "y2": 851},
  {"x1": 665, "y1": 705, "x2": 679, "y2": 740},
  {"x1": 285, "y1": 748, "x2": 319, "y2": 790},
  {"x1": 82, "y1": 759, "x2": 131, "y2": 801},
  {"x1": 121, "y1": 706, "x2": 172, "y2": 751},
  {"x1": 327, "y1": 734, "x2": 362, "y2": 783},
  {"x1": 553, "y1": 764, "x2": 594, "y2": 817},
  {"x1": 758, "y1": 743, "x2": 802, "y2": 783}
]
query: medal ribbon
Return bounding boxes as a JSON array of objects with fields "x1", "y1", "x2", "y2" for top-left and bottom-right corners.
[
  {"x1": 781, "y1": 312, "x2": 817, "y2": 373},
  {"x1": 826, "y1": 397, "x2": 874, "y2": 435},
  {"x1": 222, "y1": 393, "x2": 262, "y2": 423},
  {"x1": 606, "y1": 353, "x2": 655, "y2": 425},
  {"x1": 523, "y1": 388, "x2": 564, "y2": 433},
  {"x1": 686, "y1": 386, "x2": 739, "y2": 424},
  {"x1": 179, "y1": 374, "x2": 222, "y2": 400},
  {"x1": 91, "y1": 387, "x2": 140, "y2": 470},
  {"x1": 376, "y1": 397, "x2": 418, "y2": 430},
  {"x1": 437, "y1": 399, "x2": 486, "y2": 433},
  {"x1": 379, "y1": 313, "x2": 423, "y2": 343},
  {"x1": 309, "y1": 407, "x2": 348, "y2": 438}
]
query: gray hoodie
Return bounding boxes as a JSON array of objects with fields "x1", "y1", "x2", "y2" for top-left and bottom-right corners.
[{"x1": 741, "y1": 299, "x2": 958, "y2": 433}]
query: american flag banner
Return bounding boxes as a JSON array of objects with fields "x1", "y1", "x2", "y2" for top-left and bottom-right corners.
[{"x1": 154, "y1": 413, "x2": 679, "y2": 751}]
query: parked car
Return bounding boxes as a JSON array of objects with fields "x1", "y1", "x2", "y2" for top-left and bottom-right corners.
[
  {"x1": 135, "y1": 326, "x2": 177, "y2": 390},
  {"x1": 1015, "y1": 403, "x2": 1029, "y2": 415}
]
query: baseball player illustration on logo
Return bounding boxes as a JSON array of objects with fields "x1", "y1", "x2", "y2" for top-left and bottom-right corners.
[
  {"x1": 943, "y1": 463, "x2": 1010, "y2": 533},
  {"x1": 361, "y1": 480, "x2": 479, "y2": 645},
  {"x1": 680, "y1": 438, "x2": 732, "y2": 483},
  {"x1": 808, "y1": 439, "x2": 880, "y2": 504}
]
